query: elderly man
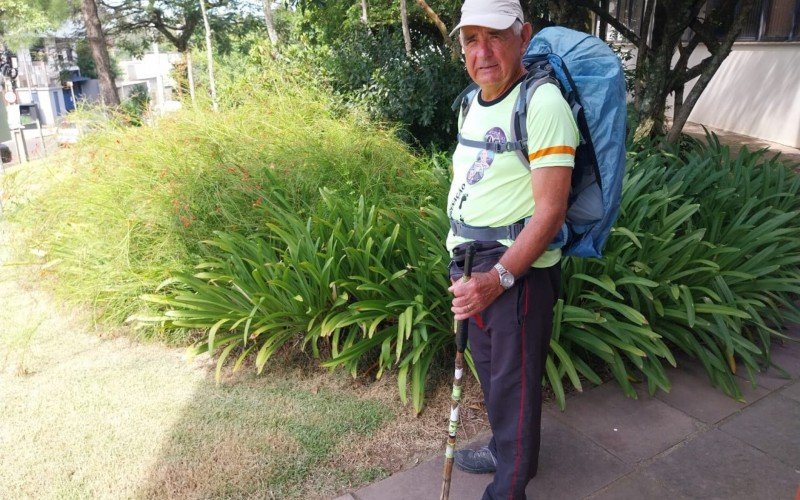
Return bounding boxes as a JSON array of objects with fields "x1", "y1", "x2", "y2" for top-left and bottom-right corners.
[{"x1": 446, "y1": 0, "x2": 579, "y2": 498}]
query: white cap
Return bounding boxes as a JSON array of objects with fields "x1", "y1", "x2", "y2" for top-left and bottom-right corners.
[{"x1": 449, "y1": 0, "x2": 524, "y2": 37}]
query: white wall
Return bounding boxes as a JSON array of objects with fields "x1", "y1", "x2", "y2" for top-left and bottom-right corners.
[
  {"x1": 684, "y1": 43, "x2": 800, "y2": 148},
  {"x1": 619, "y1": 42, "x2": 800, "y2": 148},
  {"x1": 120, "y1": 52, "x2": 180, "y2": 87}
]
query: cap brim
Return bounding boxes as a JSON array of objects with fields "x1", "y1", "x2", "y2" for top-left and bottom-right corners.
[{"x1": 449, "y1": 13, "x2": 517, "y2": 37}]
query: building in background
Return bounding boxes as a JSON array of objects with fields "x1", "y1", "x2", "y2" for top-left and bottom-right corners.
[
  {"x1": 10, "y1": 39, "x2": 181, "y2": 125},
  {"x1": 12, "y1": 40, "x2": 70, "y2": 126},
  {"x1": 116, "y1": 47, "x2": 182, "y2": 113},
  {"x1": 600, "y1": 0, "x2": 800, "y2": 148}
]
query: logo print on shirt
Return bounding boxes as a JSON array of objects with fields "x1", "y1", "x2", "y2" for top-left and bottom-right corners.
[{"x1": 465, "y1": 127, "x2": 507, "y2": 185}]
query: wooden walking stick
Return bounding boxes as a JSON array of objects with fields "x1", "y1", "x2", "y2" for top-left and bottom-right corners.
[{"x1": 440, "y1": 243, "x2": 476, "y2": 500}]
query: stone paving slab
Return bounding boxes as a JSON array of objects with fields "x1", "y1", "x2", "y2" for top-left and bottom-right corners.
[
  {"x1": 737, "y1": 341, "x2": 800, "y2": 390},
  {"x1": 350, "y1": 439, "x2": 492, "y2": 500},
  {"x1": 523, "y1": 413, "x2": 630, "y2": 500},
  {"x1": 720, "y1": 393, "x2": 800, "y2": 468},
  {"x1": 655, "y1": 363, "x2": 770, "y2": 424},
  {"x1": 546, "y1": 383, "x2": 701, "y2": 464},
  {"x1": 346, "y1": 346, "x2": 800, "y2": 500},
  {"x1": 586, "y1": 470, "x2": 685, "y2": 500},
  {"x1": 768, "y1": 340, "x2": 800, "y2": 378},
  {"x1": 642, "y1": 429, "x2": 799, "y2": 500},
  {"x1": 350, "y1": 411, "x2": 631, "y2": 500},
  {"x1": 782, "y1": 380, "x2": 800, "y2": 403}
]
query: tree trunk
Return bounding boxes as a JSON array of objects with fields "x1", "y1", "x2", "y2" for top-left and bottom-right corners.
[
  {"x1": 262, "y1": 0, "x2": 279, "y2": 45},
  {"x1": 673, "y1": 84, "x2": 683, "y2": 124},
  {"x1": 400, "y1": 0, "x2": 412, "y2": 56},
  {"x1": 665, "y1": 0, "x2": 758, "y2": 143},
  {"x1": 415, "y1": 0, "x2": 460, "y2": 60},
  {"x1": 361, "y1": 0, "x2": 369, "y2": 24},
  {"x1": 186, "y1": 50, "x2": 196, "y2": 107},
  {"x1": 80, "y1": 0, "x2": 119, "y2": 106},
  {"x1": 632, "y1": 44, "x2": 671, "y2": 142},
  {"x1": 199, "y1": 0, "x2": 218, "y2": 112}
]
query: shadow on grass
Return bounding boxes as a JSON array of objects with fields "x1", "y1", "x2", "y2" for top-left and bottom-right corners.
[{"x1": 133, "y1": 362, "x2": 393, "y2": 500}]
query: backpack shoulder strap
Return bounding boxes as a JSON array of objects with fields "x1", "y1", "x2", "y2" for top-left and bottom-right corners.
[
  {"x1": 452, "y1": 82, "x2": 479, "y2": 131},
  {"x1": 452, "y1": 81, "x2": 528, "y2": 153},
  {"x1": 510, "y1": 61, "x2": 560, "y2": 170}
]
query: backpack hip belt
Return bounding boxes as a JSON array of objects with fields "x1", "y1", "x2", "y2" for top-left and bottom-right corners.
[
  {"x1": 449, "y1": 217, "x2": 568, "y2": 250},
  {"x1": 449, "y1": 218, "x2": 528, "y2": 241}
]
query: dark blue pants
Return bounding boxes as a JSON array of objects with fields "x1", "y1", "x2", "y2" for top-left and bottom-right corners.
[{"x1": 451, "y1": 242, "x2": 560, "y2": 500}]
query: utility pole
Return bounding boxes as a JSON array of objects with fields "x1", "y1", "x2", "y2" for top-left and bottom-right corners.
[
  {"x1": 153, "y1": 43, "x2": 166, "y2": 115},
  {"x1": 198, "y1": 0, "x2": 218, "y2": 112}
]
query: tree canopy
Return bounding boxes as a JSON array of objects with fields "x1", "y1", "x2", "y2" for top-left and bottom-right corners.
[{"x1": 0, "y1": 0, "x2": 70, "y2": 45}]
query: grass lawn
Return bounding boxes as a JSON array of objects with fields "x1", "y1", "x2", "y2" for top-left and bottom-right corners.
[{"x1": 0, "y1": 214, "x2": 489, "y2": 499}]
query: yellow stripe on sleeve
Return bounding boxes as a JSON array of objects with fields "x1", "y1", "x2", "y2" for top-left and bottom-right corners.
[{"x1": 528, "y1": 145, "x2": 576, "y2": 161}]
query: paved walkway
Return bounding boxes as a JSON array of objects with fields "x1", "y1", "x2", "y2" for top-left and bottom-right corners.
[
  {"x1": 338, "y1": 328, "x2": 800, "y2": 500},
  {"x1": 681, "y1": 122, "x2": 800, "y2": 167}
]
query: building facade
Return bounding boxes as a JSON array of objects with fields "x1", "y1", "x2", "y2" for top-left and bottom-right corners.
[{"x1": 602, "y1": 0, "x2": 800, "y2": 148}]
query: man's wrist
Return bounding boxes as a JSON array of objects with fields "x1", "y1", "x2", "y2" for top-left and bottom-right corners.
[{"x1": 493, "y1": 262, "x2": 515, "y2": 290}]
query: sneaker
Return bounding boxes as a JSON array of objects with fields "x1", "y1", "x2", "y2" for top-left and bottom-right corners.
[{"x1": 454, "y1": 446, "x2": 497, "y2": 474}]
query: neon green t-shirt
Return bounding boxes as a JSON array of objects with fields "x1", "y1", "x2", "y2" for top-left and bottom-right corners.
[{"x1": 446, "y1": 80, "x2": 579, "y2": 268}]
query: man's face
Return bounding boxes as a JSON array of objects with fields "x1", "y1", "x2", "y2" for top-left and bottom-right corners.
[{"x1": 461, "y1": 24, "x2": 531, "y2": 100}]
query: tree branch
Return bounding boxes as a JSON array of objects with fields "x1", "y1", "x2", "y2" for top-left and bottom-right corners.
[
  {"x1": 677, "y1": 56, "x2": 713, "y2": 86},
  {"x1": 673, "y1": 32, "x2": 702, "y2": 79},
  {"x1": 666, "y1": 0, "x2": 758, "y2": 143},
  {"x1": 689, "y1": 18, "x2": 720, "y2": 52},
  {"x1": 415, "y1": 0, "x2": 460, "y2": 60},
  {"x1": 575, "y1": 0, "x2": 641, "y2": 46}
]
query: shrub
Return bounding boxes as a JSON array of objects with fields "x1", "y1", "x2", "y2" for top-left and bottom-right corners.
[
  {"x1": 5, "y1": 74, "x2": 439, "y2": 329},
  {"x1": 141, "y1": 136, "x2": 800, "y2": 413},
  {"x1": 118, "y1": 84, "x2": 150, "y2": 126},
  {"x1": 142, "y1": 194, "x2": 453, "y2": 411},
  {"x1": 318, "y1": 29, "x2": 470, "y2": 149}
]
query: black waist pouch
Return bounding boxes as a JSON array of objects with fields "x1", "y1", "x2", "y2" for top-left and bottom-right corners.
[{"x1": 449, "y1": 241, "x2": 507, "y2": 281}]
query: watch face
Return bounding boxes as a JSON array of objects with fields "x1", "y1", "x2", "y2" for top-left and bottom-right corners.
[{"x1": 500, "y1": 273, "x2": 514, "y2": 288}]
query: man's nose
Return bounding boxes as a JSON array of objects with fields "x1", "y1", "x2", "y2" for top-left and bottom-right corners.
[{"x1": 474, "y1": 38, "x2": 492, "y2": 58}]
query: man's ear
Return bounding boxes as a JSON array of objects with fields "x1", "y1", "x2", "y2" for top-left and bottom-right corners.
[{"x1": 520, "y1": 22, "x2": 533, "y2": 53}]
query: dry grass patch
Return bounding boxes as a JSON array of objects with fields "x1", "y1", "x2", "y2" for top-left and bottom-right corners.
[
  {"x1": 0, "y1": 211, "x2": 491, "y2": 499},
  {"x1": 328, "y1": 375, "x2": 490, "y2": 480},
  {"x1": 0, "y1": 255, "x2": 486, "y2": 499}
]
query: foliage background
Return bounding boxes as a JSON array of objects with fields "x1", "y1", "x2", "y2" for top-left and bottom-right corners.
[{"x1": 6, "y1": 50, "x2": 799, "y2": 413}]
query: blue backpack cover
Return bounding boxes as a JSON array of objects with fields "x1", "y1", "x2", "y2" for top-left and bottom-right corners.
[
  {"x1": 452, "y1": 26, "x2": 626, "y2": 258},
  {"x1": 524, "y1": 26, "x2": 627, "y2": 258}
]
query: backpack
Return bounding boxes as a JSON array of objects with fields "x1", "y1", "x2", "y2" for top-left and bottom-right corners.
[{"x1": 450, "y1": 26, "x2": 627, "y2": 258}]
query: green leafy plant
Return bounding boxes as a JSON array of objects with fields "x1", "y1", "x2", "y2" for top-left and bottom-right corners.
[
  {"x1": 5, "y1": 71, "x2": 439, "y2": 328},
  {"x1": 141, "y1": 136, "x2": 800, "y2": 413},
  {"x1": 139, "y1": 192, "x2": 454, "y2": 412}
]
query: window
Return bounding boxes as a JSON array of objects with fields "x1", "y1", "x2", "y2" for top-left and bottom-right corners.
[
  {"x1": 764, "y1": 0, "x2": 800, "y2": 39},
  {"x1": 713, "y1": 0, "x2": 799, "y2": 41},
  {"x1": 605, "y1": 0, "x2": 799, "y2": 42},
  {"x1": 737, "y1": 0, "x2": 765, "y2": 40},
  {"x1": 608, "y1": 0, "x2": 647, "y2": 38}
]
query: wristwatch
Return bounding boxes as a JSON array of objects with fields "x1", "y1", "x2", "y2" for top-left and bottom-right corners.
[{"x1": 493, "y1": 262, "x2": 515, "y2": 290}]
